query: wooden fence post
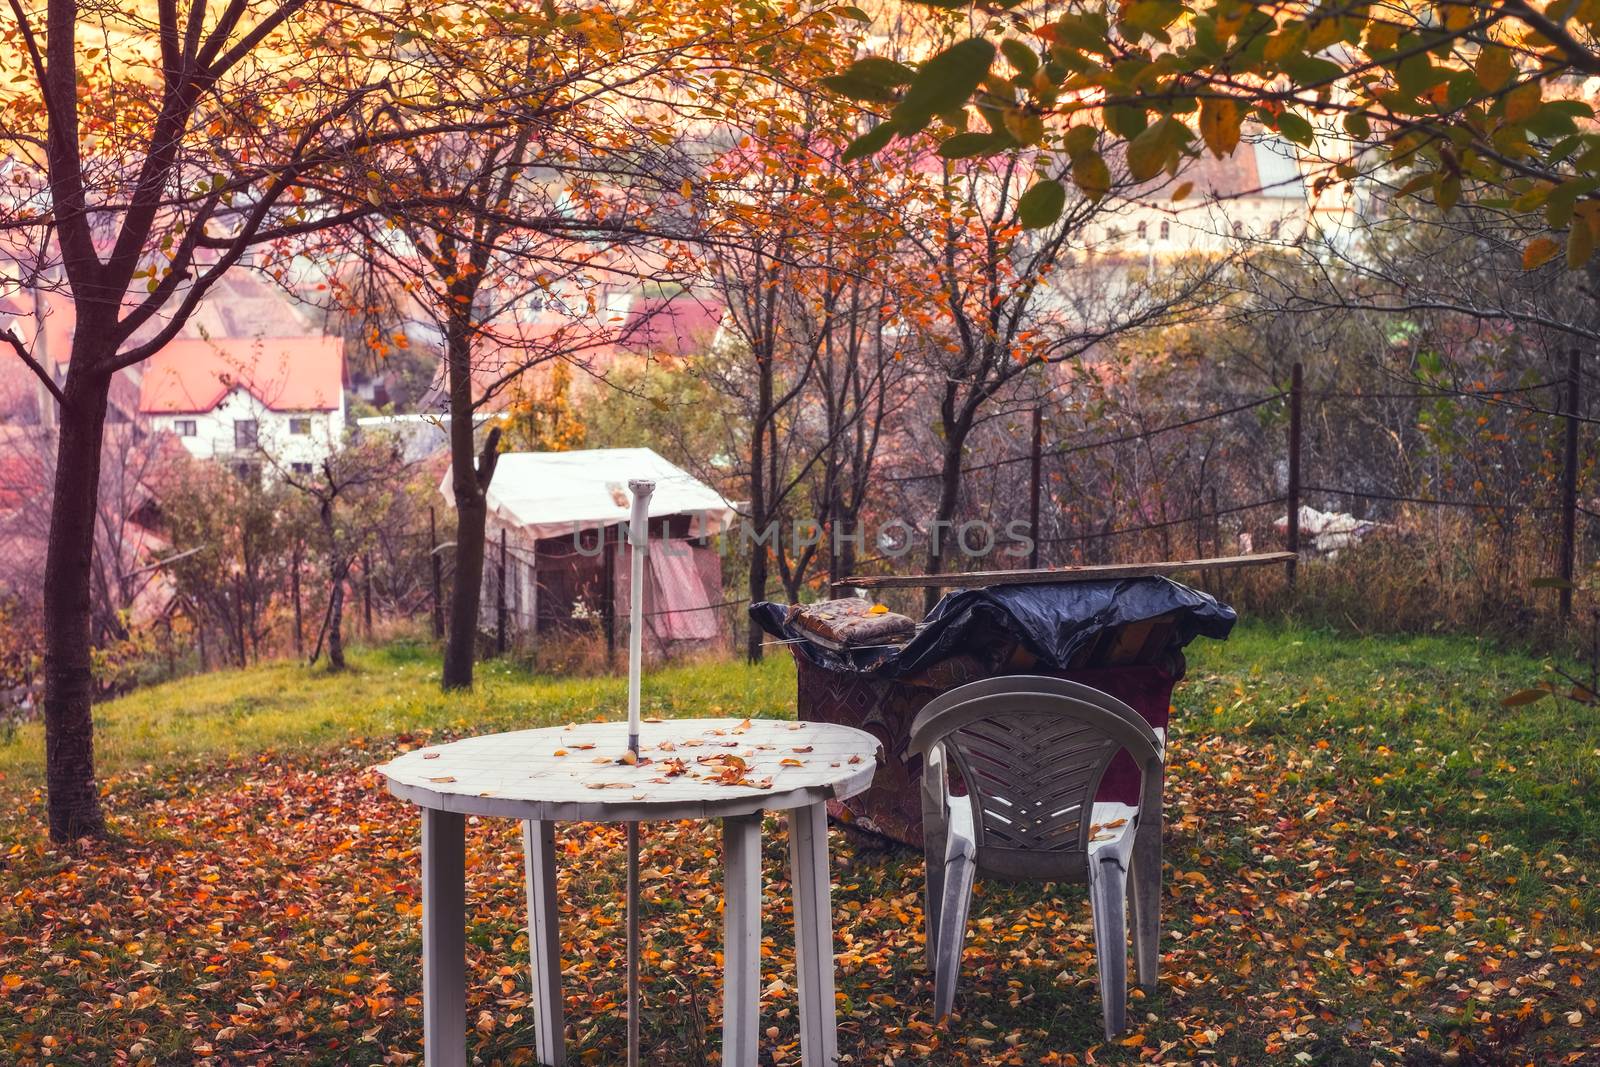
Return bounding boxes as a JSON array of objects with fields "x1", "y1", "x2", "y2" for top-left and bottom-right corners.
[
  {"x1": 1286, "y1": 362, "x2": 1303, "y2": 591},
  {"x1": 362, "y1": 552, "x2": 373, "y2": 640},
  {"x1": 1209, "y1": 485, "x2": 1223, "y2": 600},
  {"x1": 497, "y1": 528, "x2": 508, "y2": 656},
  {"x1": 1028, "y1": 405, "x2": 1043, "y2": 568},
  {"x1": 429, "y1": 506, "x2": 444, "y2": 641},
  {"x1": 1560, "y1": 346, "x2": 1581, "y2": 620},
  {"x1": 291, "y1": 543, "x2": 303, "y2": 659}
]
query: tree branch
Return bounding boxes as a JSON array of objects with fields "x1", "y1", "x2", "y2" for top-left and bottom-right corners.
[{"x1": 0, "y1": 326, "x2": 66, "y2": 407}]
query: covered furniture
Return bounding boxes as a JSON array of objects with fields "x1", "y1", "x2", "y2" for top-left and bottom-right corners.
[
  {"x1": 751, "y1": 577, "x2": 1232, "y2": 846},
  {"x1": 910, "y1": 676, "x2": 1165, "y2": 1038}
]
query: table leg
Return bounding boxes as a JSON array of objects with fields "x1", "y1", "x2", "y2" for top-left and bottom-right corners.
[
  {"x1": 788, "y1": 803, "x2": 838, "y2": 1067},
  {"x1": 723, "y1": 813, "x2": 762, "y2": 1067},
  {"x1": 422, "y1": 808, "x2": 467, "y2": 1067},
  {"x1": 522, "y1": 820, "x2": 565, "y2": 1066}
]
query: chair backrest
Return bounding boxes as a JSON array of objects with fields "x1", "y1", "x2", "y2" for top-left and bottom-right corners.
[{"x1": 910, "y1": 676, "x2": 1162, "y2": 881}]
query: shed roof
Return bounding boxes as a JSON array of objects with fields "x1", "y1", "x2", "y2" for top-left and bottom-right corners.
[{"x1": 443, "y1": 447, "x2": 735, "y2": 541}]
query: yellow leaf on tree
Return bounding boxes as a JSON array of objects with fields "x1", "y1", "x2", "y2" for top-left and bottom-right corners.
[
  {"x1": 1199, "y1": 96, "x2": 1240, "y2": 159},
  {"x1": 1504, "y1": 80, "x2": 1541, "y2": 123},
  {"x1": 1522, "y1": 236, "x2": 1561, "y2": 269},
  {"x1": 1474, "y1": 44, "x2": 1514, "y2": 93}
]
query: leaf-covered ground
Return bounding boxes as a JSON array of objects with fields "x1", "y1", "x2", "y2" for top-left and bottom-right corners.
[{"x1": 2, "y1": 625, "x2": 1598, "y2": 1065}]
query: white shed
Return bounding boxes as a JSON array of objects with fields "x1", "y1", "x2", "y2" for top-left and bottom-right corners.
[{"x1": 441, "y1": 448, "x2": 736, "y2": 655}]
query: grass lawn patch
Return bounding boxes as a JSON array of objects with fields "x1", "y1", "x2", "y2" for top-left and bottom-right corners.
[{"x1": 1, "y1": 623, "x2": 1596, "y2": 1064}]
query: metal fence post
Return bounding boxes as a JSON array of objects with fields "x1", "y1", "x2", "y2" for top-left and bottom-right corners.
[
  {"x1": 1286, "y1": 362, "x2": 1303, "y2": 590},
  {"x1": 1560, "y1": 347, "x2": 1581, "y2": 620},
  {"x1": 1028, "y1": 405, "x2": 1043, "y2": 568}
]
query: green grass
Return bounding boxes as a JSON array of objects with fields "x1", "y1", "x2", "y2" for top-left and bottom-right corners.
[
  {"x1": 7, "y1": 623, "x2": 1588, "y2": 857},
  {"x1": 3, "y1": 623, "x2": 1598, "y2": 1065},
  {"x1": 0, "y1": 641, "x2": 795, "y2": 788},
  {"x1": 1184, "y1": 623, "x2": 1600, "y2": 860}
]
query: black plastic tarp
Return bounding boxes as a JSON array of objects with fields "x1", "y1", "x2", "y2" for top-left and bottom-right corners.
[{"x1": 750, "y1": 577, "x2": 1236, "y2": 677}]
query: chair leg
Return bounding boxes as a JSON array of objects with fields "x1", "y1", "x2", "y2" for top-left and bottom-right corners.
[
  {"x1": 923, "y1": 838, "x2": 944, "y2": 975},
  {"x1": 1088, "y1": 856, "x2": 1128, "y2": 1040},
  {"x1": 522, "y1": 820, "x2": 566, "y2": 1066},
  {"x1": 1130, "y1": 809, "x2": 1161, "y2": 992},
  {"x1": 932, "y1": 849, "x2": 976, "y2": 1022}
]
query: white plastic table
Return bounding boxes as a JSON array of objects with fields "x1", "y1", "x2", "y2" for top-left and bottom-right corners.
[{"x1": 379, "y1": 718, "x2": 880, "y2": 1067}]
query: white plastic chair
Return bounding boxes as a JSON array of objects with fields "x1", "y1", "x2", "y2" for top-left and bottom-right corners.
[{"x1": 910, "y1": 675, "x2": 1165, "y2": 1039}]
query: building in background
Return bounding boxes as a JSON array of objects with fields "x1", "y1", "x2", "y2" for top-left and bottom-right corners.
[
  {"x1": 1096, "y1": 137, "x2": 1321, "y2": 265},
  {"x1": 138, "y1": 336, "x2": 346, "y2": 478}
]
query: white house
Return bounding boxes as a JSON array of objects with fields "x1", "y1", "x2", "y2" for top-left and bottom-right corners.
[{"x1": 137, "y1": 336, "x2": 346, "y2": 478}]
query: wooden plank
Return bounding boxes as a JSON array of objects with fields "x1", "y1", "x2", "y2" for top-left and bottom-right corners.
[{"x1": 841, "y1": 552, "x2": 1295, "y2": 591}]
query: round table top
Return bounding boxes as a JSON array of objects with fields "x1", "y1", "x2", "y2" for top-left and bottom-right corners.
[{"x1": 378, "y1": 718, "x2": 882, "y2": 822}]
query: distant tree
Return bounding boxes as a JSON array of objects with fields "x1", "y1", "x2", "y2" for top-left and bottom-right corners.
[
  {"x1": 504, "y1": 362, "x2": 587, "y2": 453},
  {"x1": 278, "y1": 434, "x2": 411, "y2": 671},
  {"x1": 0, "y1": 424, "x2": 172, "y2": 649},
  {"x1": 156, "y1": 458, "x2": 296, "y2": 668},
  {"x1": 302, "y1": 0, "x2": 842, "y2": 688},
  {"x1": 695, "y1": 102, "x2": 928, "y2": 653},
  {"x1": 893, "y1": 151, "x2": 1215, "y2": 609}
]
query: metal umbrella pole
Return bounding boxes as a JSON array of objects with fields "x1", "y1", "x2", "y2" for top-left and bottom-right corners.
[{"x1": 624, "y1": 479, "x2": 654, "y2": 1067}]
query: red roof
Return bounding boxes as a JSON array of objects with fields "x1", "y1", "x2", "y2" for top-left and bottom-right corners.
[
  {"x1": 618, "y1": 297, "x2": 723, "y2": 357},
  {"x1": 138, "y1": 337, "x2": 344, "y2": 414}
]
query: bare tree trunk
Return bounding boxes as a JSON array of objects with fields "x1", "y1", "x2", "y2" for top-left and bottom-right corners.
[
  {"x1": 317, "y1": 497, "x2": 350, "y2": 672},
  {"x1": 42, "y1": 366, "x2": 111, "y2": 841},
  {"x1": 442, "y1": 307, "x2": 498, "y2": 689},
  {"x1": 923, "y1": 427, "x2": 969, "y2": 616},
  {"x1": 328, "y1": 573, "x2": 346, "y2": 671},
  {"x1": 745, "y1": 346, "x2": 772, "y2": 663}
]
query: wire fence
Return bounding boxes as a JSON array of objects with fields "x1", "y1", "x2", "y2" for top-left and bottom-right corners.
[
  {"x1": 854, "y1": 355, "x2": 1588, "y2": 625},
  {"x1": 328, "y1": 357, "x2": 1592, "y2": 666}
]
